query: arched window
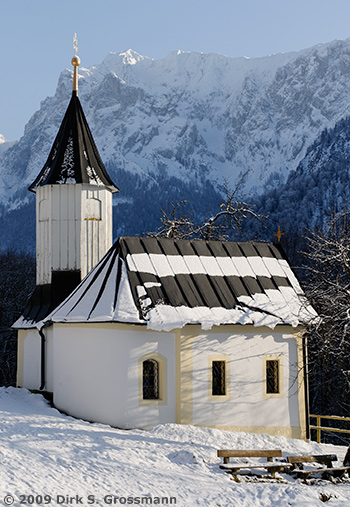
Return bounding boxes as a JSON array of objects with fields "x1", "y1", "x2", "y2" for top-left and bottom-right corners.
[
  {"x1": 39, "y1": 199, "x2": 49, "y2": 222},
  {"x1": 143, "y1": 359, "x2": 159, "y2": 400},
  {"x1": 85, "y1": 197, "x2": 102, "y2": 220}
]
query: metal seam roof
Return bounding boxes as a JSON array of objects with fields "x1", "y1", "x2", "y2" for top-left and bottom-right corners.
[
  {"x1": 13, "y1": 236, "x2": 316, "y2": 330},
  {"x1": 28, "y1": 92, "x2": 118, "y2": 193}
]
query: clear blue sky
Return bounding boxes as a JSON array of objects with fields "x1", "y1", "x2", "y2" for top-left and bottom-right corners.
[{"x1": 1, "y1": 0, "x2": 350, "y2": 140}]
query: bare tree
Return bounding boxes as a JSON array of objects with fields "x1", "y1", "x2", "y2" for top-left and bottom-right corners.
[
  {"x1": 148, "y1": 172, "x2": 264, "y2": 241},
  {"x1": 303, "y1": 212, "x2": 350, "y2": 417},
  {"x1": 149, "y1": 200, "x2": 195, "y2": 239}
]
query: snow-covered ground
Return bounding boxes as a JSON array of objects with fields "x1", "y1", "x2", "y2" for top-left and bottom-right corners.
[{"x1": 0, "y1": 388, "x2": 349, "y2": 506}]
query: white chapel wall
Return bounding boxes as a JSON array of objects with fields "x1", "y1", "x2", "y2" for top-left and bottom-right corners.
[
  {"x1": 20, "y1": 329, "x2": 41, "y2": 389},
  {"x1": 52, "y1": 324, "x2": 176, "y2": 428},
  {"x1": 17, "y1": 328, "x2": 54, "y2": 392},
  {"x1": 190, "y1": 327, "x2": 300, "y2": 434},
  {"x1": 47, "y1": 322, "x2": 304, "y2": 436},
  {"x1": 45, "y1": 327, "x2": 54, "y2": 393}
]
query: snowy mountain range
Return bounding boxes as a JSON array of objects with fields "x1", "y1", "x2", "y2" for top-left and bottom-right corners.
[
  {"x1": 250, "y1": 114, "x2": 350, "y2": 255},
  {"x1": 0, "y1": 134, "x2": 15, "y2": 155},
  {"x1": 2, "y1": 39, "x2": 350, "y2": 250}
]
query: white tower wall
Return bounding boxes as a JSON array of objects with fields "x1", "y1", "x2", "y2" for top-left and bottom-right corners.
[{"x1": 36, "y1": 184, "x2": 113, "y2": 285}]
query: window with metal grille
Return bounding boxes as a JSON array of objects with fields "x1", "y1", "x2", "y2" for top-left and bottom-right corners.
[
  {"x1": 212, "y1": 361, "x2": 226, "y2": 396},
  {"x1": 266, "y1": 360, "x2": 279, "y2": 394},
  {"x1": 143, "y1": 359, "x2": 159, "y2": 399}
]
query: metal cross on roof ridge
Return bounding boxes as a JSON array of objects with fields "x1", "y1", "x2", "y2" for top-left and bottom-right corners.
[{"x1": 274, "y1": 226, "x2": 284, "y2": 243}]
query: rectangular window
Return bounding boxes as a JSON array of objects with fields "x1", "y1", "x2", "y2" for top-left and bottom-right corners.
[
  {"x1": 212, "y1": 361, "x2": 226, "y2": 396},
  {"x1": 266, "y1": 360, "x2": 279, "y2": 394},
  {"x1": 143, "y1": 359, "x2": 159, "y2": 400}
]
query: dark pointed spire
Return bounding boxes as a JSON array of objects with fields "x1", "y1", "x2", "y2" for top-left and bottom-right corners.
[{"x1": 29, "y1": 41, "x2": 118, "y2": 193}]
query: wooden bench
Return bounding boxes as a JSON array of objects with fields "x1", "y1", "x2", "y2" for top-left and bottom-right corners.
[
  {"x1": 218, "y1": 449, "x2": 283, "y2": 464},
  {"x1": 218, "y1": 449, "x2": 291, "y2": 479},
  {"x1": 287, "y1": 454, "x2": 350, "y2": 480}
]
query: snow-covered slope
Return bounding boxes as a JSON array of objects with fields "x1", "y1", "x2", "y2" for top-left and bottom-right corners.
[
  {"x1": 0, "y1": 134, "x2": 15, "y2": 154},
  {"x1": 2, "y1": 40, "x2": 350, "y2": 248},
  {"x1": 1, "y1": 387, "x2": 349, "y2": 506}
]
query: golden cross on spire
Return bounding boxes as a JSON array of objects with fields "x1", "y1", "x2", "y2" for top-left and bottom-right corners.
[
  {"x1": 274, "y1": 226, "x2": 284, "y2": 243},
  {"x1": 73, "y1": 33, "x2": 78, "y2": 56}
]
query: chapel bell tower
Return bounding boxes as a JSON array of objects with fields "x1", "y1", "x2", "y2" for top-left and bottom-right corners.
[{"x1": 27, "y1": 43, "x2": 118, "y2": 313}]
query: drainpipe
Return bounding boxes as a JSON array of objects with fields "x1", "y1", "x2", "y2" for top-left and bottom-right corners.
[
  {"x1": 302, "y1": 333, "x2": 310, "y2": 440},
  {"x1": 38, "y1": 327, "x2": 46, "y2": 391}
]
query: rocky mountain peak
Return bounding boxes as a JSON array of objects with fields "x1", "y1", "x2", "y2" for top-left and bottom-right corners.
[{"x1": 2, "y1": 40, "x2": 350, "y2": 250}]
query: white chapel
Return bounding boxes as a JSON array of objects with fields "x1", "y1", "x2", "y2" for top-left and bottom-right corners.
[{"x1": 13, "y1": 51, "x2": 315, "y2": 440}]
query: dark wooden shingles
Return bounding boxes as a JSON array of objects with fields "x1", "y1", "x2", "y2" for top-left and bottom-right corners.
[
  {"x1": 188, "y1": 273, "x2": 223, "y2": 307},
  {"x1": 206, "y1": 277, "x2": 238, "y2": 308},
  {"x1": 268, "y1": 243, "x2": 285, "y2": 260},
  {"x1": 137, "y1": 272, "x2": 169, "y2": 305},
  {"x1": 272, "y1": 276, "x2": 292, "y2": 288},
  {"x1": 157, "y1": 238, "x2": 183, "y2": 256},
  {"x1": 205, "y1": 242, "x2": 240, "y2": 308},
  {"x1": 218, "y1": 242, "x2": 243, "y2": 258},
  {"x1": 126, "y1": 270, "x2": 169, "y2": 309},
  {"x1": 120, "y1": 236, "x2": 294, "y2": 312},
  {"x1": 120, "y1": 236, "x2": 146, "y2": 255},
  {"x1": 189, "y1": 241, "x2": 229, "y2": 308},
  {"x1": 156, "y1": 237, "x2": 204, "y2": 307},
  {"x1": 160, "y1": 238, "x2": 240, "y2": 308},
  {"x1": 126, "y1": 271, "x2": 147, "y2": 309},
  {"x1": 170, "y1": 240, "x2": 209, "y2": 307},
  {"x1": 225, "y1": 276, "x2": 250, "y2": 299},
  {"x1": 257, "y1": 276, "x2": 276, "y2": 291},
  {"x1": 206, "y1": 241, "x2": 231, "y2": 257},
  {"x1": 173, "y1": 275, "x2": 206, "y2": 307},
  {"x1": 254, "y1": 243, "x2": 275, "y2": 259},
  {"x1": 187, "y1": 240, "x2": 213, "y2": 257},
  {"x1": 237, "y1": 243, "x2": 259, "y2": 257},
  {"x1": 151, "y1": 275, "x2": 186, "y2": 306},
  {"x1": 142, "y1": 237, "x2": 164, "y2": 255},
  {"x1": 242, "y1": 276, "x2": 264, "y2": 295}
]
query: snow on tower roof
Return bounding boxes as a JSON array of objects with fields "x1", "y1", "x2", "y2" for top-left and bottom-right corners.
[{"x1": 37, "y1": 237, "x2": 316, "y2": 332}]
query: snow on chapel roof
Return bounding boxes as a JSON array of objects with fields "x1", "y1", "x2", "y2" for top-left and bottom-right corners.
[
  {"x1": 29, "y1": 53, "x2": 118, "y2": 193},
  {"x1": 41, "y1": 236, "x2": 316, "y2": 332}
]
